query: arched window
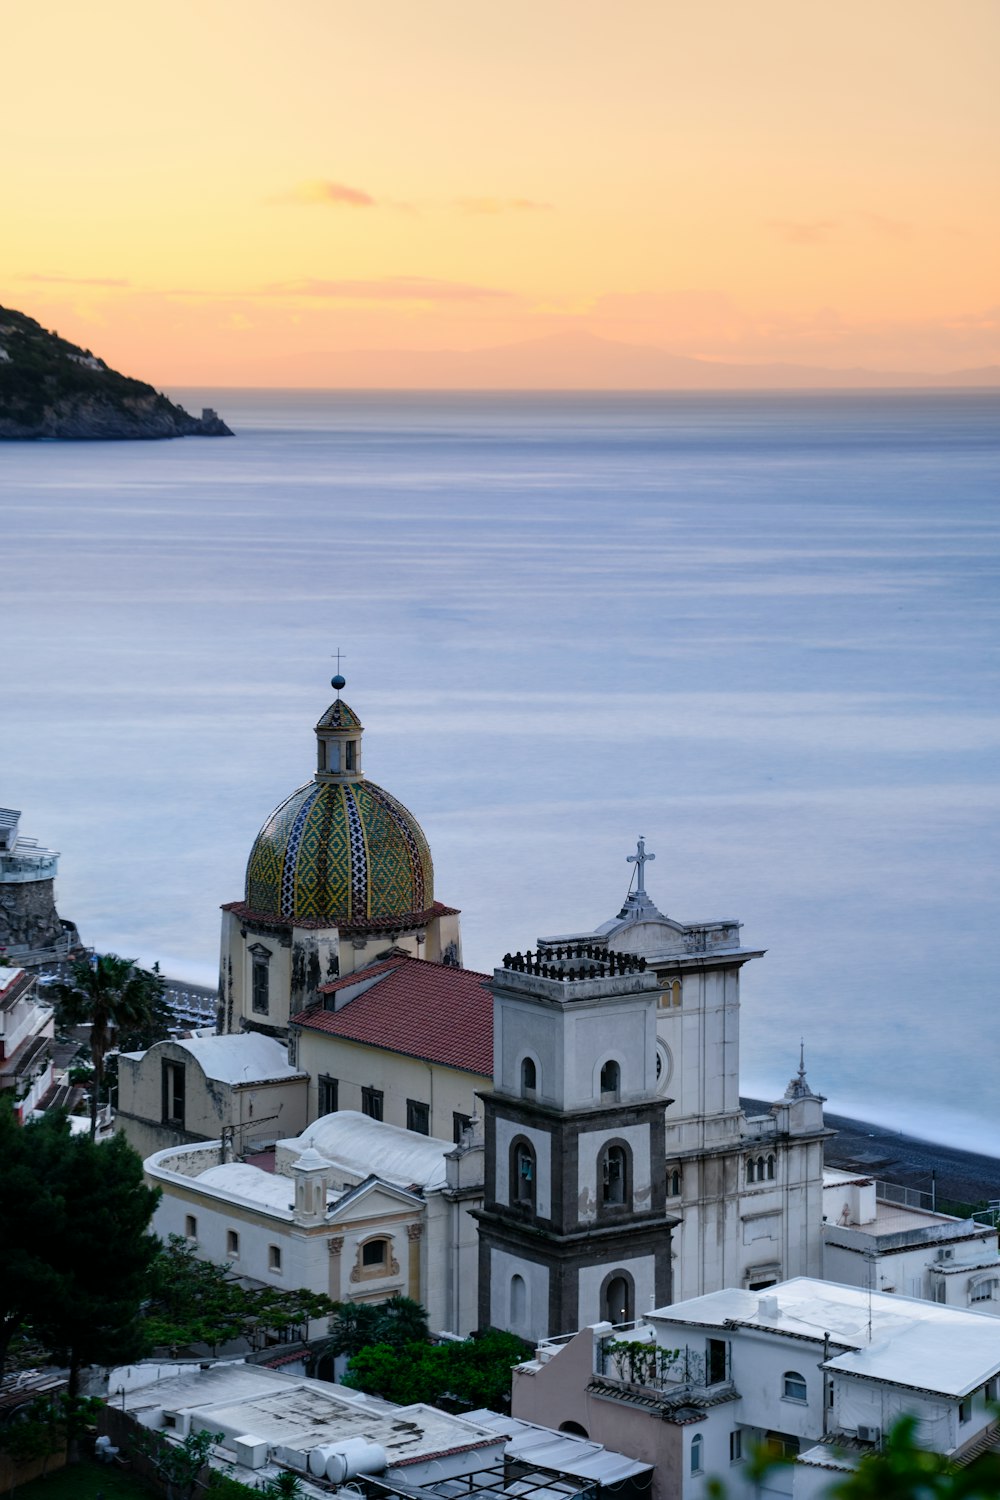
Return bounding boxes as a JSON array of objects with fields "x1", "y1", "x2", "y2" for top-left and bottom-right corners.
[
  {"x1": 362, "y1": 1238, "x2": 389, "y2": 1271},
  {"x1": 512, "y1": 1139, "x2": 536, "y2": 1209},
  {"x1": 659, "y1": 978, "x2": 681, "y2": 1009},
  {"x1": 603, "y1": 1272, "x2": 633, "y2": 1325},
  {"x1": 783, "y1": 1370, "x2": 807, "y2": 1402},
  {"x1": 690, "y1": 1434, "x2": 704, "y2": 1474},
  {"x1": 354, "y1": 1235, "x2": 398, "y2": 1282},
  {"x1": 520, "y1": 1057, "x2": 537, "y2": 1096},
  {"x1": 746, "y1": 1157, "x2": 757, "y2": 1184},
  {"x1": 559, "y1": 1421, "x2": 589, "y2": 1439},
  {"x1": 971, "y1": 1276, "x2": 999, "y2": 1303},
  {"x1": 510, "y1": 1273, "x2": 527, "y2": 1329},
  {"x1": 667, "y1": 1166, "x2": 682, "y2": 1197},
  {"x1": 766, "y1": 1154, "x2": 776, "y2": 1180},
  {"x1": 600, "y1": 1059, "x2": 621, "y2": 1099},
  {"x1": 601, "y1": 1143, "x2": 629, "y2": 1207}
]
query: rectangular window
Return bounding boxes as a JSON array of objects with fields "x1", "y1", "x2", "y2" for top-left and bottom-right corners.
[
  {"x1": 226, "y1": 1230, "x2": 239, "y2": 1257},
  {"x1": 407, "y1": 1099, "x2": 430, "y2": 1135},
  {"x1": 252, "y1": 958, "x2": 269, "y2": 1014},
  {"x1": 959, "y1": 1399, "x2": 971, "y2": 1424},
  {"x1": 268, "y1": 1244, "x2": 282, "y2": 1273},
  {"x1": 318, "y1": 1075, "x2": 338, "y2": 1115},
  {"x1": 361, "y1": 1086, "x2": 383, "y2": 1122},
  {"x1": 453, "y1": 1111, "x2": 473, "y2": 1145},
  {"x1": 707, "y1": 1338, "x2": 728, "y2": 1386},
  {"x1": 184, "y1": 1215, "x2": 197, "y2": 1240},
  {"x1": 162, "y1": 1061, "x2": 186, "y2": 1127},
  {"x1": 729, "y1": 1430, "x2": 742, "y2": 1463}
]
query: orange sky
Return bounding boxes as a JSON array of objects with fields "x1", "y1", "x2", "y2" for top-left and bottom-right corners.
[{"x1": 3, "y1": 0, "x2": 998, "y2": 384}]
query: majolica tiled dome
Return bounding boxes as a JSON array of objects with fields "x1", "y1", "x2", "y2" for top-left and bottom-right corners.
[{"x1": 245, "y1": 694, "x2": 434, "y2": 926}]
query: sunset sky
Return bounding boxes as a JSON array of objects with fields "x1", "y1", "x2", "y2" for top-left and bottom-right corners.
[{"x1": 3, "y1": 0, "x2": 998, "y2": 384}]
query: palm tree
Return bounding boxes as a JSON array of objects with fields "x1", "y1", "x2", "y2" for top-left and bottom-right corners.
[{"x1": 51, "y1": 954, "x2": 165, "y2": 1138}]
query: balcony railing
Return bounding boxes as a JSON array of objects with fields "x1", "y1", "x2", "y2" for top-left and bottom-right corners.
[{"x1": 597, "y1": 1334, "x2": 733, "y2": 1397}]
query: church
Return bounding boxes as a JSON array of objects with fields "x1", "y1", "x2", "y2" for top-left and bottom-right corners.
[{"x1": 126, "y1": 672, "x2": 828, "y2": 1345}]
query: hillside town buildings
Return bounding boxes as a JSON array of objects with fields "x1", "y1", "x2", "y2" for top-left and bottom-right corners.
[{"x1": 512, "y1": 1278, "x2": 1000, "y2": 1500}]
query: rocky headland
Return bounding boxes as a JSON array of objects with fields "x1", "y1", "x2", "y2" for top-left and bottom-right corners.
[{"x1": 0, "y1": 307, "x2": 233, "y2": 440}]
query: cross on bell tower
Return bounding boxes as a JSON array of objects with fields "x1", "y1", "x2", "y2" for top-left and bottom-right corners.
[{"x1": 627, "y1": 836, "x2": 655, "y2": 898}]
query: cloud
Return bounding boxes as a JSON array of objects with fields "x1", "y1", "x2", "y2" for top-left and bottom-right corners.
[
  {"x1": 858, "y1": 211, "x2": 911, "y2": 240},
  {"x1": 272, "y1": 180, "x2": 377, "y2": 208},
  {"x1": 263, "y1": 276, "x2": 513, "y2": 302},
  {"x1": 768, "y1": 219, "x2": 838, "y2": 245},
  {"x1": 17, "y1": 273, "x2": 129, "y2": 287},
  {"x1": 455, "y1": 197, "x2": 553, "y2": 215}
]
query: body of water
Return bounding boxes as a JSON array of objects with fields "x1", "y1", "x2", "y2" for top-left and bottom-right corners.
[{"x1": 3, "y1": 389, "x2": 998, "y2": 1153}]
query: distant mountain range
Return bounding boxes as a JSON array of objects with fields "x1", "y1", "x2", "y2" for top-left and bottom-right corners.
[{"x1": 249, "y1": 328, "x2": 1000, "y2": 390}]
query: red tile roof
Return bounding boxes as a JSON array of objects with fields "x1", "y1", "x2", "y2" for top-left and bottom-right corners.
[
  {"x1": 292, "y1": 956, "x2": 493, "y2": 1077},
  {"x1": 220, "y1": 899, "x2": 460, "y2": 934}
]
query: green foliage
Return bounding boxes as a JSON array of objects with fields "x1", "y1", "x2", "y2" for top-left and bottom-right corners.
[
  {"x1": 207, "y1": 1470, "x2": 304, "y2": 1498},
  {"x1": 826, "y1": 1415, "x2": 1000, "y2": 1500},
  {"x1": 0, "y1": 1100, "x2": 160, "y2": 1392},
  {"x1": 605, "y1": 1337, "x2": 680, "y2": 1386},
  {"x1": 0, "y1": 1393, "x2": 103, "y2": 1470},
  {"x1": 50, "y1": 954, "x2": 167, "y2": 1138},
  {"x1": 144, "y1": 1236, "x2": 337, "y2": 1355},
  {"x1": 323, "y1": 1295, "x2": 429, "y2": 1358},
  {"x1": 0, "y1": 305, "x2": 193, "y2": 435},
  {"x1": 131, "y1": 1426, "x2": 222, "y2": 1500},
  {"x1": 343, "y1": 1326, "x2": 532, "y2": 1412}
]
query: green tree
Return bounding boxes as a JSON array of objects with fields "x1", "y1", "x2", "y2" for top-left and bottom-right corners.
[
  {"x1": 0, "y1": 1105, "x2": 75, "y2": 1381},
  {"x1": 132, "y1": 1425, "x2": 223, "y2": 1500},
  {"x1": 324, "y1": 1295, "x2": 429, "y2": 1359},
  {"x1": 342, "y1": 1326, "x2": 531, "y2": 1412},
  {"x1": 826, "y1": 1415, "x2": 1000, "y2": 1500},
  {"x1": 33, "y1": 1131, "x2": 161, "y2": 1404},
  {"x1": 144, "y1": 1236, "x2": 337, "y2": 1355},
  {"x1": 51, "y1": 953, "x2": 167, "y2": 1138}
]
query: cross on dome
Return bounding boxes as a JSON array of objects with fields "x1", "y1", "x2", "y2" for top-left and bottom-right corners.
[{"x1": 330, "y1": 647, "x2": 346, "y2": 696}]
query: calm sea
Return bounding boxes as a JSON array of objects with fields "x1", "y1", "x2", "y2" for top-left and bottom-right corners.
[{"x1": 3, "y1": 389, "x2": 999, "y2": 1152}]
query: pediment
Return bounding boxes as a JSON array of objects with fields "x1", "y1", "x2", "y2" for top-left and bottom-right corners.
[{"x1": 328, "y1": 1174, "x2": 423, "y2": 1224}]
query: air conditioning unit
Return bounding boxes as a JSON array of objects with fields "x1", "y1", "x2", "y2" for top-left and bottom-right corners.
[
  {"x1": 857, "y1": 1425, "x2": 881, "y2": 1445},
  {"x1": 938, "y1": 1247, "x2": 954, "y2": 1262}
]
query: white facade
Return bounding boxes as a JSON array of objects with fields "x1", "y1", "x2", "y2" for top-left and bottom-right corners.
[
  {"x1": 822, "y1": 1169, "x2": 1000, "y2": 1315},
  {"x1": 145, "y1": 1109, "x2": 484, "y2": 1335},
  {"x1": 540, "y1": 862, "x2": 828, "y2": 1304},
  {"x1": 517, "y1": 1277, "x2": 1000, "y2": 1500},
  {"x1": 644, "y1": 1279, "x2": 1000, "y2": 1498},
  {"x1": 0, "y1": 968, "x2": 55, "y2": 1121}
]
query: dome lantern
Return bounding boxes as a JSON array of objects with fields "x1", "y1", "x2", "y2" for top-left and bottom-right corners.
[{"x1": 315, "y1": 677, "x2": 364, "y2": 782}]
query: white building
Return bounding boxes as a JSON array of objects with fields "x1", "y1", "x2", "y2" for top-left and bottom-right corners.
[
  {"x1": 513, "y1": 1278, "x2": 1000, "y2": 1500},
  {"x1": 144, "y1": 1108, "x2": 484, "y2": 1335},
  {"x1": 822, "y1": 1169, "x2": 1000, "y2": 1315},
  {"x1": 0, "y1": 967, "x2": 54, "y2": 1119},
  {"x1": 105, "y1": 1359, "x2": 650, "y2": 1500}
]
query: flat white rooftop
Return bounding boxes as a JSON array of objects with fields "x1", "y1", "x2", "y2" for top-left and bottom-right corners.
[
  {"x1": 649, "y1": 1277, "x2": 1000, "y2": 1398},
  {"x1": 118, "y1": 1363, "x2": 503, "y2": 1465}
]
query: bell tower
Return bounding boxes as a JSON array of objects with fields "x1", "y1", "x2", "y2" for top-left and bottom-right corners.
[{"x1": 476, "y1": 944, "x2": 677, "y2": 1343}]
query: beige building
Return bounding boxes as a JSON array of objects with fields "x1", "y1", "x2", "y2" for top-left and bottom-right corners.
[
  {"x1": 116, "y1": 1031, "x2": 309, "y2": 1159},
  {"x1": 219, "y1": 680, "x2": 462, "y2": 1039},
  {"x1": 145, "y1": 1108, "x2": 484, "y2": 1336},
  {"x1": 290, "y1": 954, "x2": 491, "y2": 1142}
]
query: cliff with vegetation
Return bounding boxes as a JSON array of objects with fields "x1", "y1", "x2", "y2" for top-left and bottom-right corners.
[{"x1": 0, "y1": 308, "x2": 232, "y2": 439}]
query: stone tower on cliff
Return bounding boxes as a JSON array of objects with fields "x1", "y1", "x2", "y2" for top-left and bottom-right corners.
[{"x1": 0, "y1": 808, "x2": 80, "y2": 966}]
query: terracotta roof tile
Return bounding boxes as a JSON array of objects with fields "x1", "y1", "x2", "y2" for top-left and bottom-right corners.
[{"x1": 292, "y1": 956, "x2": 492, "y2": 1077}]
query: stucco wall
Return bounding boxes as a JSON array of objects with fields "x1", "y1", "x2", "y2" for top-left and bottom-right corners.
[{"x1": 296, "y1": 1030, "x2": 487, "y2": 1142}]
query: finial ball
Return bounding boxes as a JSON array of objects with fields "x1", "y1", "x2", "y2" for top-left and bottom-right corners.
[{"x1": 331, "y1": 674, "x2": 346, "y2": 691}]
